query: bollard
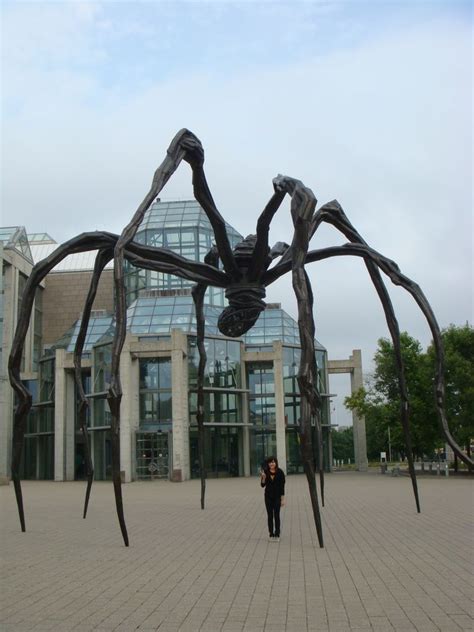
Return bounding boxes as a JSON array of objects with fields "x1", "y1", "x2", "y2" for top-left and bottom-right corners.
[
  {"x1": 436, "y1": 462, "x2": 440, "y2": 476},
  {"x1": 445, "y1": 462, "x2": 449, "y2": 477}
]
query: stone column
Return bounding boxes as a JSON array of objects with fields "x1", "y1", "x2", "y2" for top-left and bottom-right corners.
[
  {"x1": 0, "y1": 252, "x2": 14, "y2": 483},
  {"x1": 119, "y1": 337, "x2": 136, "y2": 483},
  {"x1": 64, "y1": 371, "x2": 76, "y2": 480},
  {"x1": 126, "y1": 348, "x2": 140, "y2": 482},
  {"x1": 171, "y1": 329, "x2": 188, "y2": 481},
  {"x1": 273, "y1": 341, "x2": 287, "y2": 470},
  {"x1": 350, "y1": 350, "x2": 368, "y2": 471},
  {"x1": 54, "y1": 349, "x2": 67, "y2": 481},
  {"x1": 328, "y1": 349, "x2": 368, "y2": 472}
]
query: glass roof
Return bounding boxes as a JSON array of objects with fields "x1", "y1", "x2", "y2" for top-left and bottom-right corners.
[
  {"x1": 27, "y1": 232, "x2": 56, "y2": 244},
  {"x1": 50, "y1": 297, "x2": 326, "y2": 355},
  {"x1": 0, "y1": 226, "x2": 33, "y2": 263},
  {"x1": 53, "y1": 315, "x2": 115, "y2": 353},
  {"x1": 244, "y1": 305, "x2": 326, "y2": 350},
  {"x1": 0, "y1": 227, "x2": 18, "y2": 243},
  {"x1": 127, "y1": 295, "x2": 221, "y2": 336},
  {"x1": 134, "y1": 199, "x2": 242, "y2": 244},
  {"x1": 127, "y1": 296, "x2": 326, "y2": 349},
  {"x1": 244, "y1": 306, "x2": 300, "y2": 346}
]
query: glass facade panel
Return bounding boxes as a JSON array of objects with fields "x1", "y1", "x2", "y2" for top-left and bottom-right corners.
[
  {"x1": 139, "y1": 358, "x2": 172, "y2": 429},
  {"x1": 316, "y1": 349, "x2": 328, "y2": 393},
  {"x1": 39, "y1": 357, "x2": 55, "y2": 402},
  {"x1": 286, "y1": 429, "x2": 304, "y2": 474},
  {"x1": 92, "y1": 430, "x2": 112, "y2": 480},
  {"x1": 21, "y1": 437, "x2": 37, "y2": 479},
  {"x1": 188, "y1": 337, "x2": 241, "y2": 389},
  {"x1": 21, "y1": 378, "x2": 54, "y2": 480},
  {"x1": 247, "y1": 362, "x2": 276, "y2": 473},
  {"x1": 92, "y1": 398, "x2": 111, "y2": 427},
  {"x1": 250, "y1": 430, "x2": 276, "y2": 475},
  {"x1": 93, "y1": 343, "x2": 112, "y2": 393},
  {"x1": 33, "y1": 287, "x2": 43, "y2": 371},
  {"x1": 249, "y1": 396, "x2": 276, "y2": 425},
  {"x1": 189, "y1": 391, "x2": 241, "y2": 425},
  {"x1": 189, "y1": 427, "x2": 241, "y2": 478}
]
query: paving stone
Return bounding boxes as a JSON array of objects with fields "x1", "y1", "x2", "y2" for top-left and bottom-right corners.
[{"x1": 1, "y1": 473, "x2": 472, "y2": 632}]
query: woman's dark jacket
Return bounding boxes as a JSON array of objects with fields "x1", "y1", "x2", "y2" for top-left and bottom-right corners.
[{"x1": 261, "y1": 468, "x2": 286, "y2": 499}]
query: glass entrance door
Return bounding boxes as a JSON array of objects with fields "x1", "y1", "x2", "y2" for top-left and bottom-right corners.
[
  {"x1": 190, "y1": 426, "x2": 242, "y2": 478},
  {"x1": 136, "y1": 432, "x2": 171, "y2": 480}
]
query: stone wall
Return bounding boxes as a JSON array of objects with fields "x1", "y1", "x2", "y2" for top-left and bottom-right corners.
[{"x1": 42, "y1": 269, "x2": 114, "y2": 345}]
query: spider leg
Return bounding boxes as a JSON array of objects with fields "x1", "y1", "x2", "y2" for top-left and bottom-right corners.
[
  {"x1": 8, "y1": 232, "x2": 117, "y2": 532},
  {"x1": 124, "y1": 245, "x2": 228, "y2": 287},
  {"x1": 312, "y1": 201, "x2": 420, "y2": 511},
  {"x1": 8, "y1": 230, "x2": 228, "y2": 535},
  {"x1": 180, "y1": 135, "x2": 240, "y2": 278},
  {"x1": 74, "y1": 248, "x2": 114, "y2": 519},
  {"x1": 111, "y1": 129, "x2": 224, "y2": 546},
  {"x1": 303, "y1": 268, "x2": 326, "y2": 507},
  {"x1": 191, "y1": 247, "x2": 220, "y2": 510},
  {"x1": 276, "y1": 176, "x2": 324, "y2": 547},
  {"x1": 265, "y1": 244, "x2": 473, "y2": 470},
  {"x1": 248, "y1": 187, "x2": 286, "y2": 281}
]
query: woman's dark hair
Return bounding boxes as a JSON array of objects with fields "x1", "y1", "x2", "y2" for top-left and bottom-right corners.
[{"x1": 266, "y1": 456, "x2": 279, "y2": 468}]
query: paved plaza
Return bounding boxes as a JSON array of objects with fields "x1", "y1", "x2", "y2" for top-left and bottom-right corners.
[{"x1": 1, "y1": 472, "x2": 472, "y2": 632}]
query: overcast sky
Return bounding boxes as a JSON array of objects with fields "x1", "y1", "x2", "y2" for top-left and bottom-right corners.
[{"x1": 1, "y1": 1, "x2": 472, "y2": 427}]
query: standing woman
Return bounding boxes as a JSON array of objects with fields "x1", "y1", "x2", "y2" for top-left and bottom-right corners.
[{"x1": 260, "y1": 456, "x2": 286, "y2": 540}]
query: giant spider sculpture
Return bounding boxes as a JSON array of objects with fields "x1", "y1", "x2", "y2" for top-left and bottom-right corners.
[{"x1": 9, "y1": 129, "x2": 473, "y2": 549}]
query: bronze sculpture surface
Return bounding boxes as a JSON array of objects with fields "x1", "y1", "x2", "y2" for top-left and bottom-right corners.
[{"x1": 9, "y1": 129, "x2": 472, "y2": 548}]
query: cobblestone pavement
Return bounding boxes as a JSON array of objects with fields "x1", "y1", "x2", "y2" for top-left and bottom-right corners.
[{"x1": 1, "y1": 472, "x2": 472, "y2": 632}]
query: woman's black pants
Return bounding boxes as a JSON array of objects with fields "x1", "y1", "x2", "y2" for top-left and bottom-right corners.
[{"x1": 265, "y1": 495, "x2": 281, "y2": 536}]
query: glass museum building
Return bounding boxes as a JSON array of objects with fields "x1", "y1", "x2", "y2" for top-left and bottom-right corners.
[{"x1": 0, "y1": 201, "x2": 334, "y2": 484}]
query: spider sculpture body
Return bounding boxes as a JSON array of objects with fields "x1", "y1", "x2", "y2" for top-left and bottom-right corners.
[{"x1": 9, "y1": 129, "x2": 472, "y2": 549}]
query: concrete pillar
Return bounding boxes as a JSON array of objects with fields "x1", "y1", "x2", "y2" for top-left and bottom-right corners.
[
  {"x1": 171, "y1": 329, "x2": 189, "y2": 481},
  {"x1": 126, "y1": 347, "x2": 140, "y2": 482},
  {"x1": 119, "y1": 338, "x2": 136, "y2": 483},
  {"x1": 240, "y1": 347, "x2": 251, "y2": 477},
  {"x1": 350, "y1": 350, "x2": 368, "y2": 471},
  {"x1": 0, "y1": 252, "x2": 14, "y2": 483},
  {"x1": 64, "y1": 371, "x2": 76, "y2": 480},
  {"x1": 54, "y1": 349, "x2": 67, "y2": 481},
  {"x1": 273, "y1": 341, "x2": 287, "y2": 471},
  {"x1": 328, "y1": 349, "x2": 368, "y2": 472}
]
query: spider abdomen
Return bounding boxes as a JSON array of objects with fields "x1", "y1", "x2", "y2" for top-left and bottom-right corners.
[{"x1": 218, "y1": 284, "x2": 266, "y2": 337}]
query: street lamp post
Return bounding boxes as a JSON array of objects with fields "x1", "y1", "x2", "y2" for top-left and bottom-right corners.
[{"x1": 388, "y1": 426, "x2": 392, "y2": 463}]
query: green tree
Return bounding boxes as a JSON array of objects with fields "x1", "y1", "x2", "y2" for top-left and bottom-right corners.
[
  {"x1": 331, "y1": 426, "x2": 354, "y2": 463},
  {"x1": 345, "y1": 332, "x2": 446, "y2": 461},
  {"x1": 373, "y1": 332, "x2": 442, "y2": 459},
  {"x1": 427, "y1": 324, "x2": 474, "y2": 458},
  {"x1": 344, "y1": 386, "x2": 391, "y2": 461}
]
